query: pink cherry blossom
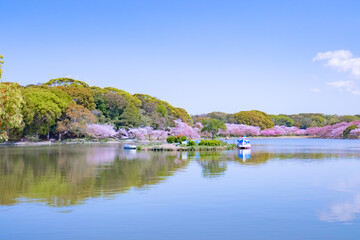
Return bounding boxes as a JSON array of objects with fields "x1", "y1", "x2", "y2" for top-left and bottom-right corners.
[
  {"x1": 128, "y1": 127, "x2": 168, "y2": 140},
  {"x1": 169, "y1": 119, "x2": 201, "y2": 139},
  {"x1": 305, "y1": 121, "x2": 360, "y2": 138},
  {"x1": 220, "y1": 124, "x2": 260, "y2": 136},
  {"x1": 86, "y1": 124, "x2": 117, "y2": 138}
]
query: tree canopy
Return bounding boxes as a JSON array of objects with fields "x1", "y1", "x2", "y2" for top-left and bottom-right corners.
[
  {"x1": 134, "y1": 93, "x2": 192, "y2": 128},
  {"x1": 22, "y1": 86, "x2": 72, "y2": 137},
  {"x1": 270, "y1": 114, "x2": 294, "y2": 127},
  {"x1": 44, "y1": 78, "x2": 90, "y2": 88},
  {"x1": 56, "y1": 102, "x2": 96, "y2": 140},
  {"x1": 201, "y1": 118, "x2": 227, "y2": 139},
  {"x1": 0, "y1": 82, "x2": 24, "y2": 141},
  {"x1": 234, "y1": 110, "x2": 274, "y2": 130}
]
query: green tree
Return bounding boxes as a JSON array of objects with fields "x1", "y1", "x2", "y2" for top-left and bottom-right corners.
[
  {"x1": 102, "y1": 87, "x2": 141, "y2": 128},
  {"x1": 104, "y1": 92, "x2": 127, "y2": 118},
  {"x1": 157, "y1": 104, "x2": 167, "y2": 117},
  {"x1": 289, "y1": 114, "x2": 312, "y2": 129},
  {"x1": 343, "y1": 125, "x2": 358, "y2": 138},
  {"x1": 44, "y1": 78, "x2": 90, "y2": 88},
  {"x1": 0, "y1": 82, "x2": 24, "y2": 141},
  {"x1": 328, "y1": 116, "x2": 341, "y2": 125},
  {"x1": 44, "y1": 78, "x2": 96, "y2": 110},
  {"x1": 134, "y1": 93, "x2": 192, "y2": 127},
  {"x1": 22, "y1": 86, "x2": 72, "y2": 139},
  {"x1": 93, "y1": 91, "x2": 107, "y2": 120},
  {"x1": 207, "y1": 112, "x2": 228, "y2": 122},
  {"x1": 226, "y1": 114, "x2": 237, "y2": 124},
  {"x1": 174, "y1": 108, "x2": 192, "y2": 124},
  {"x1": 270, "y1": 114, "x2": 294, "y2": 127},
  {"x1": 118, "y1": 106, "x2": 140, "y2": 128},
  {"x1": 59, "y1": 86, "x2": 96, "y2": 110},
  {"x1": 201, "y1": 118, "x2": 227, "y2": 139},
  {"x1": 310, "y1": 115, "x2": 326, "y2": 127},
  {"x1": 339, "y1": 115, "x2": 359, "y2": 123},
  {"x1": 234, "y1": 110, "x2": 274, "y2": 130}
]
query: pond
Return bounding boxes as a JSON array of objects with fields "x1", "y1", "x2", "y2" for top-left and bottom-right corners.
[{"x1": 1, "y1": 138, "x2": 360, "y2": 240}]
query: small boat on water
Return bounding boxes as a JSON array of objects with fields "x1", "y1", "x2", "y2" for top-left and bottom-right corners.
[
  {"x1": 124, "y1": 145, "x2": 137, "y2": 150},
  {"x1": 237, "y1": 136, "x2": 251, "y2": 149}
]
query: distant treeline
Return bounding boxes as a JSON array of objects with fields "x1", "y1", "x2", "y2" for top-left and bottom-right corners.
[
  {"x1": 1, "y1": 78, "x2": 359, "y2": 142},
  {"x1": 193, "y1": 111, "x2": 360, "y2": 130}
]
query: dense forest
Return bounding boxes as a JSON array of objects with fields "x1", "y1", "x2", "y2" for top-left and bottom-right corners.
[
  {"x1": 0, "y1": 78, "x2": 192, "y2": 141},
  {"x1": 1, "y1": 77, "x2": 360, "y2": 142}
]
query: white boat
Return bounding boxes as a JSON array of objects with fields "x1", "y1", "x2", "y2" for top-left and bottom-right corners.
[
  {"x1": 237, "y1": 136, "x2": 251, "y2": 149},
  {"x1": 124, "y1": 145, "x2": 137, "y2": 150}
]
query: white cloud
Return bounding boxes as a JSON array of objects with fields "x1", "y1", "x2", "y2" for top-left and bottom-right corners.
[
  {"x1": 320, "y1": 194, "x2": 360, "y2": 222},
  {"x1": 310, "y1": 88, "x2": 321, "y2": 92},
  {"x1": 327, "y1": 80, "x2": 354, "y2": 88},
  {"x1": 313, "y1": 50, "x2": 360, "y2": 77},
  {"x1": 326, "y1": 80, "x2": 360, "y2": 95},
  {"x1": 319, "y1": 175, "x2": 360, "y2": 222}
]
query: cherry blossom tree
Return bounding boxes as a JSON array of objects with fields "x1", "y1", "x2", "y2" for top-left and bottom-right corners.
[
  {"x1": 128, "y1": 128, "x2": 147, "y2": 140},
  {"x1": 220, "y1": 124, "x2": 260, "y2": 136},
  {"x1": 117, "y1": 128, "x2": 128, "y2": 138},
  {"x1": 350, "y1": 127, "x2": 360, "y2": 138},
  {"x1": 305, "y1": 121, "x2": 360, "y2": 138},
  {"x1": 260, "y1": 129, "x2": 277, "y2": 136},
  {"x1": 259, "y1": 125, "x2": 305, "y2": 136},
  {"x1": 86, "y1": 124, "x2": 117, "y2": 138},
  {"x1": 152, "y1": 129, "x2": 168, "y2": 140},
  {"x1": 294, "y1": 128, "x2": 306, "y2": 135},
  {"x1": 128, "y1": 127, "x2": 168, "y2": 140},
  {"x1": 169, "y1": 119, "x2": 200, "y2": 139}
]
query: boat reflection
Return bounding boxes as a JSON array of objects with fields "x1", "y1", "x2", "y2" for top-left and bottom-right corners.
[{"x1": 238, "y1": 149, "x2": 251, "y2": 162}]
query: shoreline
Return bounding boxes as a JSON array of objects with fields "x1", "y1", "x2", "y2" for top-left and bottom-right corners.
[
  {"x1": 0, "y1": 135, "x2": 347, "y2": 147},
  {"x1": 242, "y1": 136, "x2": 312, "y2": 139},
  {"x1": 0, "y1": 139, "x2": 166, "y2": 147}
]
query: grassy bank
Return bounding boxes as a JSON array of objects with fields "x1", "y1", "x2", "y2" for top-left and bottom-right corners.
[{"x1": 136, "y1": 143, "x2": 237, "y2": 151}]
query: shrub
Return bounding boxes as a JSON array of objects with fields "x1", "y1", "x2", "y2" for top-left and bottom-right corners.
[
  {"x1": 176, "y1": 135, "x2": 187, "y2": 143},
  {"x1": 343, "y1": 125, "x2": 358, "y2": 138},
  {"x1": 187, "y1": 140, "x2": 196, "y2": 146},
  {"x1": 166, "y1": 136, "x2": 176, "y2": 143},
  {"x1": 167, "y1": 135, "x2": 187, "y2": 143},
  {"x1": 199, "y1": 139, "x2": 223, "y2": 146},
  {"x1": 25, "y1": 135, "x2": 40, "y2": 142}
]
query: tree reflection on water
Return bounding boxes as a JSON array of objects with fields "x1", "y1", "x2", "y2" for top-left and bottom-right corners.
[
  {"x1": 1, "y1": 144, "x2": 359, "y2": 208},
  {"x1": 0, "y1": 144, "x2": 188, "y2": 207}
]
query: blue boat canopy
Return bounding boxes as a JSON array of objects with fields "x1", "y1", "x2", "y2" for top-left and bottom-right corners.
[{"x1": 237, "y1": 138, "x2": 250, "y2": 144}]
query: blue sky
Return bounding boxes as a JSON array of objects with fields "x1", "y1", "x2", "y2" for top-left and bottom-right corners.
[{"x1": 1, "y1": 0, "x2": 360, "y2": 115}]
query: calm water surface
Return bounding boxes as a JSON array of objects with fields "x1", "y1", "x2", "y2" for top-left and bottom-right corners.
[{"x1": 1, "y1": 138, "x2": 360, "y2": 240}]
